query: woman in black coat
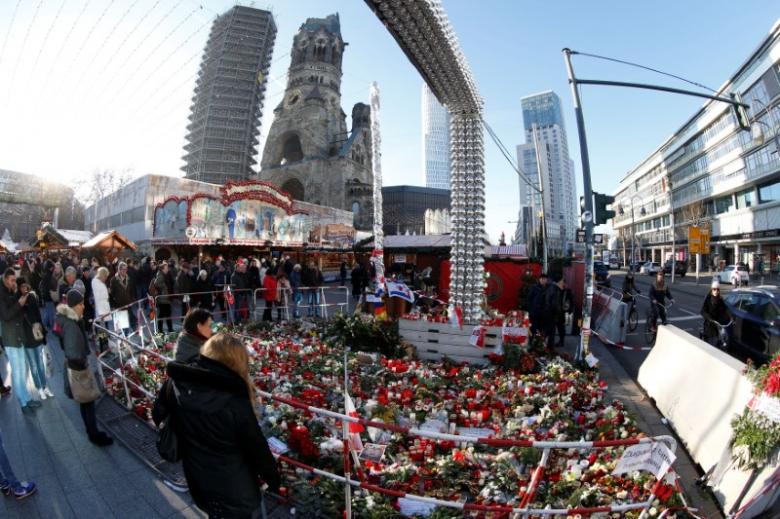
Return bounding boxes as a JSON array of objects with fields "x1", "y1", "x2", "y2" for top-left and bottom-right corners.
[
  {"x1": 17, "y1": 278, "x2": 52, "y2": 400},
  {"x1": 153, "y1": 334, "x2": 280, "y2": 518}
]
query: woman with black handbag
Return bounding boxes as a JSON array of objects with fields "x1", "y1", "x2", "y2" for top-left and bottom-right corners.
[
  {"x1": 17, "y1": 278, "x2": 53, "y2": 401},
  {"x1": 153, "y1": 334, "x2": 280, "y2": 518},
  {"x1": 55, "y1": 290, "x2": 113, "y2": 447}
]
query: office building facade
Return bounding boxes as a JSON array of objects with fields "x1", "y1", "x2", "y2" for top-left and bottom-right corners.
[
  {"x1": 613, "y1": 21, "x2": 780, "y2": 272},
  {"x1": 182, "y1": 6, "x2": 276, "y2": 185},
  {"x1": 421, "y1": 83, "x2": 451, "y2": 190},
  {"x1": 382, "y1": 185, "x2": 451, "y2": 236}
]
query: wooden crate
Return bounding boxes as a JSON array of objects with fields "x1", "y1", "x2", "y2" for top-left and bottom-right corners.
[{"x1": 398, "y1": 319, "x2": 502, "y2": 366}]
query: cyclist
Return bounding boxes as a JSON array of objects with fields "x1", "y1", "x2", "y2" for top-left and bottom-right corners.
[
  {"x1": 701, "y1": 279, "x2": 732, "y2": 345},
  {"x1": 622, "y1": 271, "x2": 639, "y2": 302},
  {"x1": 649, "y1": 271, "x2": 674, "y2": 327}
]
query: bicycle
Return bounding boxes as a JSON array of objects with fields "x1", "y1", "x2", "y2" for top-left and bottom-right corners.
[
  {"x1": 699, "y1": 319, "x2": 733, "y2": 351},
  {"x1": 644, "y1": 300, "x2": 674, "y2": 346},
  {"x1": 623, "y1": 291, "x2": 639, "y2": 332}
]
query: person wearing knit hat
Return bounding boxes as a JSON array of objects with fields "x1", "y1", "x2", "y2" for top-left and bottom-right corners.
[
  {"x1": 701, "y1": 278, "x2": 732, "y2": 347},
  {"x1": 55, "y1": 289, "x2": 113, "y2": 447}
]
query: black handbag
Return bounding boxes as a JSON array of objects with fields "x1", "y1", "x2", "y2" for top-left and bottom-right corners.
[{"x1": 156, "y1": 380, "x2": 181, "y2": 462}]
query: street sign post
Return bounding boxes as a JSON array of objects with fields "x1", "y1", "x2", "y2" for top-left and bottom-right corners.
[{"x1": 688, "y1": 226, "x2": 700, "y2": 255}]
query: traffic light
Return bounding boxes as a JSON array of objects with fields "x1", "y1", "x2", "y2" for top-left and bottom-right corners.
[
  {"x1": 593, "y1": 192, "x2": 616, "y2": 225},
  {"x1": 731, "y1": 93, "x2": 750, "y2": 131}
]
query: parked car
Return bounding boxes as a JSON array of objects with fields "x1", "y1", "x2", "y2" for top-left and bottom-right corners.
[
  {"x1": 663, "y1": 260, "x2": 687, "y2": 277},
  {"x1": 593, "y1": 261, "x2": 611, "y2": 287},
  {"x1": 640, "y1": 262, "x2": 661, "y2": 275},
  {"x1": 608, "y1": 258, "x2": 619, "y2": 270},
  {"x1": 717, "y1": 265, "x2": 750, "y2": 286},
  {"x1": 629, "y1": 261, "x2": 644, "y2": 272},
  {"x1": 724, "y1": 286, "x2": 780, "y2": 361}
]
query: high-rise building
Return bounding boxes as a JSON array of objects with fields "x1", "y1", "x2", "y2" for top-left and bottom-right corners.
[
  {"x1": 421, "y1": 83, "x2": 451, "y2": 190},
  {"x1": 259, "y1": 14, "x2": 375, "y2": 230},
  {"x1": 182, "y1": 6, "x2": 276, "y2": 185},
  {"x1": 513, "y1": 91, "x2": 578, "y2": 253}
]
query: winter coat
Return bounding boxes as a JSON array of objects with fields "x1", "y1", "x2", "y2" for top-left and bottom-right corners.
[
  {"x1": 154, "y1": 272, "x2": 171, "y2": 305},
  {"x1": 276, "y1": 278, "x2": 291, "y2": 304},
  {"x1": 175, "y1": 269, "x2": 194, "y2": 296},
  {"x1": 21, "y1": 291, "x2": 45, "y2": 347},
  {"x1": 262, "y1": 275, "x2": 277, "y2": 302},
  {"x1": 193, "y1": 278, "x2": 214, "y2": 309},
  {"x1": 351, "y1": 266, "x2": 364, "y2": 292},
  {"x1": 649, "y1": 282, "x2": 672, "y2": 306},
  {"x1": 92, "y1": 277, "x2": 111, "y2": 318},
  {"x1": 58, "y1": 279, "x2": 86, "y2": 304},
  {"x1": 301, "y1": 267, "x2": 316, "y2": 288},
  {"x1": 0, "y1": 281, "x2": 25, "y2": 347},
  {"x1": 289, "y1": 270, "x2": 301, "y2": 291},
  {"x1": 56, "y1": 304, "x2": 90, "y2": 370},
  {"x1": 110, "y1": 274, "x2": 136, "y2": 309},
  {"x1": 528, "y1": 282, "x2": 547, "y2": 317},
  {"x1": 701, "y1": 293, "x2": 732, "y2": 338},
  {"x1": 211, "y1": 269, "x2": 230, "y2": 288},
  {"x1": 152, "y1": 357, "x2": 281, "y2": 518},
  {"x1": 543, "y1": 284, "x2": 565, "y2": 326},
  {"x1": 230, "y1": 270, "x2": 249, "y2": 291},
  {"x1": 173, "y1": 332, "x2": 206, "y2": 364}
]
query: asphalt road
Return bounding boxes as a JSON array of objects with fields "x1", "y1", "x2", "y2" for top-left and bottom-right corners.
[{"x1": 602, "y1": 269, "x2": 760, "y2": 378}]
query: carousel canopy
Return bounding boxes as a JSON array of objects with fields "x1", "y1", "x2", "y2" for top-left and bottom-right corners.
[{"x1": 82, "y1": 230, "x2": 137, "y2": 251}]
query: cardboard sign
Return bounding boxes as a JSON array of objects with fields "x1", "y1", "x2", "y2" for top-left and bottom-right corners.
[
  {"x1": 113, "y1": 310, "x2": 129, "y2": 330},
  {"x1": 398, "y1": 497, "x2": 437, "y2": 516},
  {"x1": 585, "y1": 353, "x2": 599, "y2": 368},
  {"x1": 751, "y1": 394, "x2": 780, "y2": 423},
  {"x1": 612, "y1": 441, "x2": 676, "y2": 479},
  {"x1": 267, "y1": 437, "x2": 289, "y2": 455}
]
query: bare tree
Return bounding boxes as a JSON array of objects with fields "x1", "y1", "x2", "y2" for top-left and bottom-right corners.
[
  {"x1": 76, "y1": 168, "x2": 135, "y2": 206},
  {"x1": 681, "y1": 199, "x2": 709, "y2": 228}
]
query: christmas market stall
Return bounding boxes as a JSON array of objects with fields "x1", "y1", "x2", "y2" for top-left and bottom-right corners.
[
  {"x1": 81, "y1": 230, "x2": 137, "y2": 263},
  {"x1": 30, "y1": 224, "x2": 93, "y2": 252}
]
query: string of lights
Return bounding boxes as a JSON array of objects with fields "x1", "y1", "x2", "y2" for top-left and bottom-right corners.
[
  {"x1": 0, "y1": 0, "x2": 23, "y2": 70},
  {"x1": 98, "y1": 0, "x2": 186, "y2": 100},
  {"x1": 25, "y1": 0, "x2": 67, "y2": 87},
  {"x1": 4, "y1": 0, "x2": 44, "y2": 107},
  {"x1": 64, "y1": 0, "x2": 117, "y2": 89}
]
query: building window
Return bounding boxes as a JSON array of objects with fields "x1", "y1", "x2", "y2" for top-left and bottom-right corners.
[
  {"x1": 759, "y1": 179, "x2": 780, "y2": 204},
  {"x1": 715, "y1": 195, "x2": 734, "y2": 214},
  {"x1": 735, "y1": 188, "x2": 754, "y2": 209}
]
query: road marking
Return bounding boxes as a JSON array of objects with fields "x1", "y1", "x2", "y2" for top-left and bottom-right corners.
[
  {"x1": 635, "y1": 315, "x2": 702, "y2": 325},
  {"x1": 677, "y1": 307, "x2": 697, "y2": 316}
]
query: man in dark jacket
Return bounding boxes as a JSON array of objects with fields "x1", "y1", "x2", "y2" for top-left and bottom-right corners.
[
  {"x1": 110, "y1": 261, "x2": 137, "y2": 331},
  {"x1": 175, "y1": 260, "x2": 195, "y2": 317},
  {"x1": 527, "y1": 273, "x2": 549, "y2": 336},
  {"x1": 701, "y1": 279, "x2": 732, "y2": 345},
  {"x1": 56, "y1": 290, "x2": 113, "y2": 446},
  {"x1": 0, "y1": 268, "x2": 39, "y2": 413},
  {"x1": 155, "y1": 263, "x2": 174, "y2": 333},
  {"x1": 543, "y1": 275, "x2": 566, "y2": 348},
  {"x1": 350, "y1": 263, "x2": 365, "y2": 301},
  {"x1": 230, "y1": 261, "x2": 250, "y2": 324},
  {"x1": 152, "y1": 348, "x2": 281, "y2": 517}
]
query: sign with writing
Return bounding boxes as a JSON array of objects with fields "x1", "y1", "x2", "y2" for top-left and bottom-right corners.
[
  {"x1": 267, "y1": 437, "x2": 289, "y2": 455},
  {"x1": 750, "y1": 394, "x2": 780, "y2": 423},
  {"x1": 688, "y1": 227, "x2": 700, "y2": 254},
  {"x1": 612, "y1": 441, "x2": 676, "y2": 479},
  {"x1": 398, "y1": 498, "x2": 437, "y2": 516},
  {"x1": 700, "y1": 228, "x2": 711, "y2": 250}
]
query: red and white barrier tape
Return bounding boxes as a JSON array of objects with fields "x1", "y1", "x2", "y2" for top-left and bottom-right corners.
[{"x1": 257, "y1": 389, "x2": 676, "y2": 451}]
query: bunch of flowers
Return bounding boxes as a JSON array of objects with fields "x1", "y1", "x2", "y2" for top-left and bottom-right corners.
[{"x1": 731, "y1": 355, "x2": 780, "y2": 469}]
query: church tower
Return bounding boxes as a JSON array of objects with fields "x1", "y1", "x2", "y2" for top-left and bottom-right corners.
[{"x1": 259, "y1": 14, "x2": 374, "y2": 230}]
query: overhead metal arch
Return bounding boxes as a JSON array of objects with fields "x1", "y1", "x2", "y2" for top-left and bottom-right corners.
[{"x1": 365, "y1": 0, "x2": 486, "y2": 323}]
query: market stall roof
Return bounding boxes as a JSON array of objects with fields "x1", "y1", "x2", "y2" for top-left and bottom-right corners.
[
  {"x1": 82, "y1": 230, "x2": 137, "y2": 251},
  {"x1": 30, "y1": 226, "x2": 93, "y2": 249}
]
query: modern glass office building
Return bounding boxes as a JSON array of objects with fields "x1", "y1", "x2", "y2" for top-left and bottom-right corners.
[
  {"x1": 421, "y1": 83, "x2": 451, "y2": 190},
  {"x1": 613, "y1": 20, "x2": 780, "y2": 272}
]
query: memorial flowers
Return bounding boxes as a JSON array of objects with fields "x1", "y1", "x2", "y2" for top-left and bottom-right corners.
[{"x1": 731, "y1": 354, "x2": 780, "y2": 469}]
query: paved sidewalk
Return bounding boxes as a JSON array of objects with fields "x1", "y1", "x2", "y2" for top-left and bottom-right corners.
[
  {"x1": 0, "y1": 336, "x2": 207, "y2": 519},
  {"x1": 581, "y1": 335, "x2": 725, "y2": 518}
]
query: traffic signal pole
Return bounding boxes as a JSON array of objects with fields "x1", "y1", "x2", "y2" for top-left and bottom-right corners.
[{"x1": 563, "y1": 48, "x2": 594, "y2": 363}]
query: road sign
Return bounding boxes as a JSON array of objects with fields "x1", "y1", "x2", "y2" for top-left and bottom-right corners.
[
  {"x1": 576, "y1": 229, "x2": 586, "y2": 243},
  {"x1": 688, "y1": 226, "x2": 700, "y2": 254},
  {"x1": 700, "y1": 228, "x2": 711, "y2": 251}
]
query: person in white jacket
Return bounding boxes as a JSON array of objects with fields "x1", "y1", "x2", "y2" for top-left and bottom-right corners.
[{"x1": 91, "y1": 267, "x2": 113, "y2": 331}]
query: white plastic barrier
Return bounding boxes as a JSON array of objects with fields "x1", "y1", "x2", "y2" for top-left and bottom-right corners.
[
  {"x1": 637, "y1": 325, "x2": 777, "y2": 515},
  {"x1": 592, "y1": 288, "x2": 628, "y2": 346}
]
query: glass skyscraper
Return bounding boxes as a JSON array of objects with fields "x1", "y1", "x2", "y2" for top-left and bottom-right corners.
[{"x1": 421, "y1": 83, "x2": 451, "y2": 190}]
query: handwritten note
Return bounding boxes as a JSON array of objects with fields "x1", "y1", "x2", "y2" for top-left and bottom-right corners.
[{"x1": 612, "y1": 441, "x2": 676, "y2": 479}]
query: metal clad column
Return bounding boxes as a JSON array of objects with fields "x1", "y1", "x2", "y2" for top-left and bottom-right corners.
[{"x1": 449, "y1": 110, "x2": 485, "y2": 323}]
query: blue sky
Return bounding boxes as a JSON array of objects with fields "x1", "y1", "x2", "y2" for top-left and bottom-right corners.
[{"x1": 0, "y1": 0, "x2": 777, "y2": 241}]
